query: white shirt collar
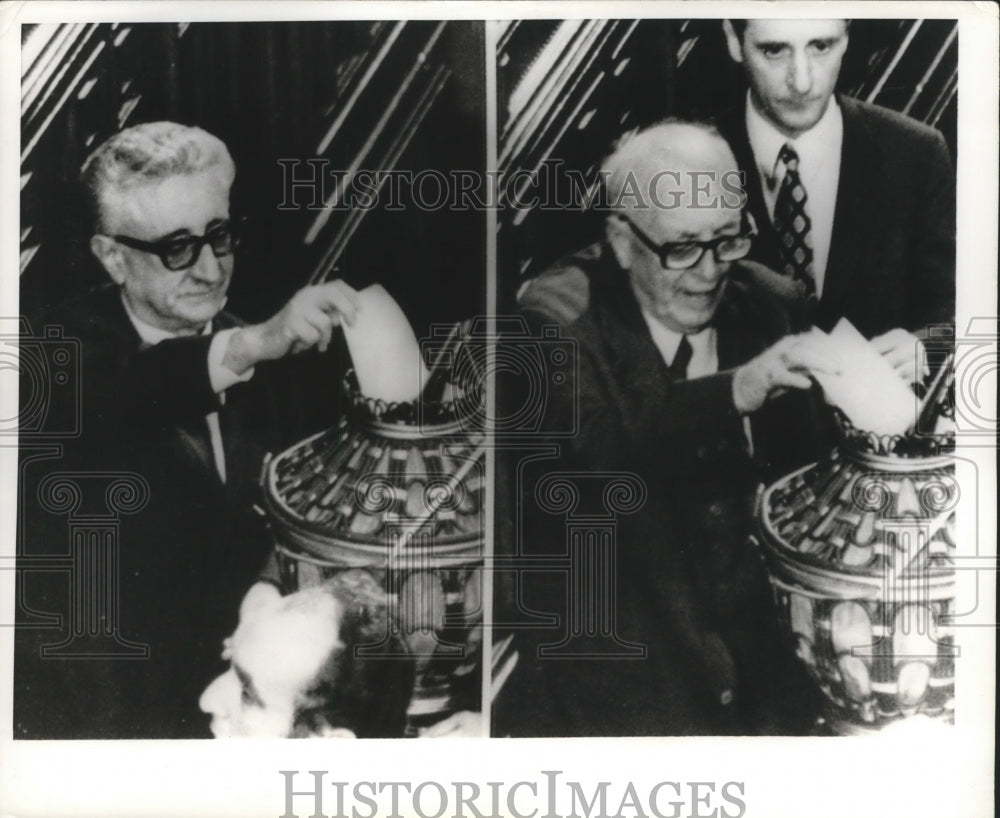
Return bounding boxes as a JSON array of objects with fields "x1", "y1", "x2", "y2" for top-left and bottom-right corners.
[
  {"x1": 745, "y1": 90, "x2": 843, "y2": 183},
  {"x1": 120, "y1": 291, "x2": 213, "y2": 345},
  {"x1": 639, "y1": 308, "x2": 716, "y2": 375}
]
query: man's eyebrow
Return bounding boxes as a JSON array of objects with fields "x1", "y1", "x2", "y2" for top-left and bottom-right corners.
[
  {"x1": 713, "y1": 221, "x2": 742, "y2": 236},
  {"x1": 153, "y1": 229, "x2": 193, "y2": 242},
  {"x1": 669, "y1": 229, "x2": 700, "y2": 242},
  {"x1": 666, "y1": 223, "x2": 739, "y2": 242},
  {"x1": 153, "y1": 219, "x2": 227, "y2": 242},
  {"x1": 233, "y1": 664, "x2": 265, "y2": 707}
]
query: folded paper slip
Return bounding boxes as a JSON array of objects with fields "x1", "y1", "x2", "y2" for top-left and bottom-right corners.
[
  {"x1": 342, "y1": 284, "x2": 430, "y2": 403},
  {"x1": 810, "y1": 319, "x2": 917, "y2": 436}
]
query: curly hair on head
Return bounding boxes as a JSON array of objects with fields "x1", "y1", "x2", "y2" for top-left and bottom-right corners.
[{"x1": 290, "y1": 570, "x2": 415, "y2": 739}]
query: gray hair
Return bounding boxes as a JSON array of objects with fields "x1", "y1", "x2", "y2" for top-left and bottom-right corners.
[
  {"x1": 81, "y1": 121, "x2": 235, "y2": 231},
  {"x1": 600, "y1": 118, "x2": 736, "y2": 212}
]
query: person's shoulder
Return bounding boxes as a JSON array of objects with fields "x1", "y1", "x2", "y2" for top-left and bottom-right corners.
[
  {"x1": 723, "y1": 260, "x2": 800, "y2": 335},
  {"x1": 30, "y1": 283, "x2": 124, "y2": 338},
  {"x1": 839, "y1": 95, "x2": 948, "y2": 150},
  {"x1": 517, "y1": 242, "x2": 604, "y2": 328},
  {"x1": 712, "y1": 103, "x2": 745, "y2": 138}
]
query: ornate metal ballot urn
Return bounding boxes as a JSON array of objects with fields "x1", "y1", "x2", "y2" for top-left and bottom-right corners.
[
  {"x1": 757, "y1": 404, "x2": 957, "y2": 735},
  {"x1": 262, "y1": 371, "x2": 485, "y2": 735}
]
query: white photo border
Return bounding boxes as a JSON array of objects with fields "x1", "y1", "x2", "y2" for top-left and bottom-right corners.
[{"x1": 1, "y1": 3, "x2": 995, "y2": 818}]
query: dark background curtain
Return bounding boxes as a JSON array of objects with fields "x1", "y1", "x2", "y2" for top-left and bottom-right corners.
[{"x1": 20, "y1": 21, "x2": 486, "y2": 340}]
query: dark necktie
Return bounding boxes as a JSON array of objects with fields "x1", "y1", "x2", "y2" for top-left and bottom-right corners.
[
  {"x1": 669, "y1": 335, "x2": 692, "y2": 381},
  {"x1": 773, "y1": 144, "x2": 816, "y2": 297}
]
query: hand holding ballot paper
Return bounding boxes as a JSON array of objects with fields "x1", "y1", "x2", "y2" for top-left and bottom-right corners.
[
  {"x1": 233, "y1": 280, "x2": 430, "y2": 404},
  {"x1": 733, "y1": 318, "x2": 923, "y2": 437},
  {"x1": 339, "y1": 286, "x2": 925, "y2": 435},
  {"x1": 732, "y1": 332, "x2": 843, "y2": 415},
  {"x1": 870, "y1": 327, "x2": 932, "y2": 384}
]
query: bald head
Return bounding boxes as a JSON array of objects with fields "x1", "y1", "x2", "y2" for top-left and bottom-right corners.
[{"x1": 602, "y1": 120, "x2": 745, "y2": 219}]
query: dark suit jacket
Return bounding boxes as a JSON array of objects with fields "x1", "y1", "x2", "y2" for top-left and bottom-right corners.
[
  {"x1": 715, "y1": 94, "x2": 956, "y2": 340},
  {"x1": 495, "y1": 244, "x2": 819, "y2": 736},
  {"x1": 16, "y1": 284, "x2": 285, "y2": 738}
]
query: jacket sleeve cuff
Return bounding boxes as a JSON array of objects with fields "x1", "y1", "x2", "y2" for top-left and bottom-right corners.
[{"x1": 208, "y1": 328, "x2": 256, "y2": 393}]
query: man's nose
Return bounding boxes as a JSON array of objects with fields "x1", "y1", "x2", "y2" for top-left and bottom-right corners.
[
  {"x1": 788, "y1": 50, "x2": 813, "y2": 95},
  {"x1": 188, "y1": 242, "x2": 226, "y2": 283},
  {"x1": 690, "y1": 248, "x2": 725, "y2": 284},
  {"x1": 199, "y1": 669, "x2": 236, "y2": 714}
]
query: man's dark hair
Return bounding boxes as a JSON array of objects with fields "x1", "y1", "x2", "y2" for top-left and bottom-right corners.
[
  {"x1": 290, "y1": 570, "x2": 415, "y2": 739},
  {"x1": 727, "y1": 18, "x2": 850, "y2": 42}
]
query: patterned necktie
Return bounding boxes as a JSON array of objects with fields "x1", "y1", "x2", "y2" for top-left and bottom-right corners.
[
  {"x1": 773, "y1": 143, "x2": 816, "y2": 296},
  {"x1": 669, "y1": 335, "x2": 692, "y2": 381}
]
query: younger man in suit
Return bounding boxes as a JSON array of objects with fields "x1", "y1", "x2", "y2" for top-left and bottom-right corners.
[{"x1": 717, "y1": 19, "x2": 955, "y2": 383}]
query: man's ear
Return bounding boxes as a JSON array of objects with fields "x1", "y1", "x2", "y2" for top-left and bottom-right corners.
[
  {"x1": 605, "y1": 214, "x2": 634, "y2": 271},
  {"x1": 722, "y1": 20, "x2": 744, "y2": 64},
  {"x1": 89, "y1": 234, "x2": 126, "y2": 285}
]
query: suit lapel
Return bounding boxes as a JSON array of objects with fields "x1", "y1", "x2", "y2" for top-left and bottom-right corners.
[
  {"x1": 715, "y1": 281, "x2": 772, "y2": 370},
  {"x1": 95, "y1": 285, "x2": 145, "y2": 351},
  {"x1": 716, "y1": 106, "x2": 782, "y2": 270},
  {"x1": 721, "y1": 97, "x2": 885, "y2": 330},
  {"x1": 175, "y1": 419, "x2": 221, "y2": 483},
  {"x1": 589, "y1": 252, "x2": 673, "y2": 388},
  {"x1": 85, "y1": 286, "x2": 230, "y2": 497},
  {"x1": 822, "y1": 96, "x2": 881, "y2": 322},
  {"x1": 218, "y1": 384, "x2": 257, "y2": 497}
]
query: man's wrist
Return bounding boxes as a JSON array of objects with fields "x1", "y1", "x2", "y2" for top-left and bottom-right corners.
[
  {"x1": 731, "y1": 366, "x2": 753, "y2": 414},
  {"x1": 222, "y1": 326, "x2": 263, "y2": 375}
]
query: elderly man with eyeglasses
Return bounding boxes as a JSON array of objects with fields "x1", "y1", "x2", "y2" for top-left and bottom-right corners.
[
  {"x1": 500, "y1": 120, "x2": 836, "y2": 736},
  {"x1": 16, "y1": 122, "x2": 361, "y2": 738}
]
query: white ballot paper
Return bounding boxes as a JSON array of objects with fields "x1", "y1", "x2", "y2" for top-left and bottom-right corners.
[
  {"x1": 810, "y1": 318, "x2": 918, "y2": 436},
  {"x1": 342, "y1": 284, "x2": 430, "y2": 403}
]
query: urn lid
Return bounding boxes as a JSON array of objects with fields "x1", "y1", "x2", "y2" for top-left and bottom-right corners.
[
  {"x1": 262, "y1": 371, "x2": 485, "y2": 567},
  {"x1": 759, "y1": 396, "x2": 957, "y2": 589}
]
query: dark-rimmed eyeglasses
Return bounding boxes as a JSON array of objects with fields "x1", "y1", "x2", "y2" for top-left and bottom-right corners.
[
  {"x1": 108, "y1": 218, "x2": 242, "y2": 272},
  {"x1": 621, "y1": 212, "x2": 756, "y2": 271}
]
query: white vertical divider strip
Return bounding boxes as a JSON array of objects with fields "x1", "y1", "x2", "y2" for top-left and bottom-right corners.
[{"x1": 482, "y1": 16, "x2": 499, "y2": 738}]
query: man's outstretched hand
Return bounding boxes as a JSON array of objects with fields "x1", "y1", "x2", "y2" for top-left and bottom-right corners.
[
  {"x1": 871, "y1": 328, "x2": 929, "y2": 385},
  {"x1": 733, "y1": 332, "x2": 842, "y2": 414},
  {"x1": 223, "y1": 280, "x2": 360, "y2": 374}
]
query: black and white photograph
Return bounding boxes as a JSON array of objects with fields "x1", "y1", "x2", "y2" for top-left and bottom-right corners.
[
  {"x1": 492, "y1": 16, "x2": 960, "y2": 737},
  {"x1": 0, "y1": 3, "x2": 995, "y2": 818},
  {"x1": 11, "y1": 18, "x2": 487, "y2": 742}
]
